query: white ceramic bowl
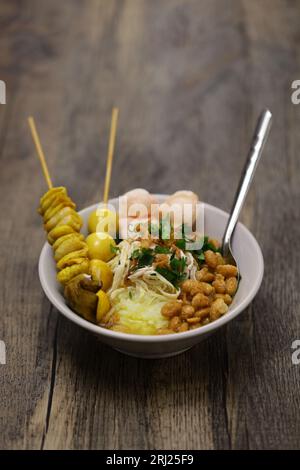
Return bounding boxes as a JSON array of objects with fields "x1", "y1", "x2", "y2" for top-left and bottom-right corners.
[{"x1": 39, "y1": 195, "x2": 264, "y2": 358}]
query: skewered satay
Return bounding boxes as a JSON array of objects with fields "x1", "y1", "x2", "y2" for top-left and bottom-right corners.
[
  {"x1": 38, "y1": 186, "x2": 90, "y2": 284},
  {"x1": 87, "y1": 107, "x2": 119, "y2": 236},
  {"x1": 29, "y1": 115, "x2": 118, "y2": 323},
  {"x1": 38, "y1": 185, "x2": 101, "y2": 321}
]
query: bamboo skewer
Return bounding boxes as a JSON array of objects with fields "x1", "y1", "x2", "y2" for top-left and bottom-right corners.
[
  {"x1": 28, "y1": 108, "x2": 119, "y2": 196},
  {"x1": 103, "y1": 107, "x2": 119, "y2": 205},
  {"x1": 28, "y1": 116, "x2": 53, "y2": 189}
]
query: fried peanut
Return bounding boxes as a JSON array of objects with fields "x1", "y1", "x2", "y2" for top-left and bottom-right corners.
[
  {"x1": 181, "y1": 305, "x2": 195, "y2": 319},
  {"x1": 212, "y1": 274, "x2": 226, "y2": 294},
  {"x1": 160, "y1": 236, "x2": 239, "y2": 334},
  {"x1": 196, "y1": 267, "x2": 215, "y2": 283},
  {"x1": 203, "y1": 272, "x2": 215, "y2": 282},
  {"x1": 215, "y1": 293, "x2": 232, "y2": 305},
  {"x1": 169, "y1": 316, "x2": 181, "y2": 330},
  {"x1": 181, "y1": 280, "x2": 200, "y2": 294},
  {"x1": 195, "y1": 282, "x2": 215, "y2": 296},
  {"x1": 181, "y1": 280, "x2": 213, "y2": 297},
  {"x1": 195, "y1": 307, "x2": 211, "y2": 319},
  {"x1": 178, "y1": 322, "x2": 189, "y2": 332},
  {"x1": 216, "y1": 264, "x2": 238, "y2": 278},
  {"x1": 187, "y1": 317, "x2": 201, "y2": 325},
  {"x1": 204, "y1": 250, "x2": 218, "y2": 269},
  {"x1": 192, "y1": 293, "x2": 209, "y2": 309},
  {"x1": 226, "y1": 277, "x2": 238, "y2": 296},
  {"x1": 210, "y1": 298, "x2": 228, "y2": 321},
  {"x1": 161, "y1": 301, "x2": 182, "y2": 318},
  {"x1": 215, "y1": 252, "x2": 225, "y2": 265}
]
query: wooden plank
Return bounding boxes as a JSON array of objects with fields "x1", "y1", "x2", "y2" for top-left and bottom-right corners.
[
  {"x1": 0, "y1": 0, "x2": 300, "y2": 450},
  {"x1": 223, "y1": 0, "x2": 300, "y2": 449}
]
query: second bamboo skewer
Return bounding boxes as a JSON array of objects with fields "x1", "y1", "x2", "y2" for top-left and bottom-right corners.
[
  {"x1": 103, "y1": 107, "x2": 119, "y2": 205},
  {"x1": 28, "y1": 116, "x2": 53, "y2": 190}
]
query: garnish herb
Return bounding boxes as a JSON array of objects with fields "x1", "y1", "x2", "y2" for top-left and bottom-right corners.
[
  {"x1": 156, "y1": 256, "x2": 187, "y2": 287},
  {"x1": 110, "y1": 244, "x2": 120, "y2": 254},
  {"x1": 128, "y1": 232, "x2": 221, "y2": 286},
  {"x1": 154, "y1": 245, "x2": 170, "y2": 254},
  {"x1": 177, "y1": 234, "x2": 221, "y2": 267},
  {"x1": 155, "y1": 267, "x2": 178, "y2": 285},
  {"x1": 130, "y1": 248, "x2": 154, "y2": 269},
  {"x1": 175, "y1": 239, "x2": 186, "y2": 250}
]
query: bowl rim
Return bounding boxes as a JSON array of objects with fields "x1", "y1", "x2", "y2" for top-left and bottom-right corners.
[{"x1": 39, "y1": 199, "x2": 264, "y2": 343}]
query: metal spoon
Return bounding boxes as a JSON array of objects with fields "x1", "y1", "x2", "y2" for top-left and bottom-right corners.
[{"x1": 222, "y1": 109, "x2": 272, "y2": 276}]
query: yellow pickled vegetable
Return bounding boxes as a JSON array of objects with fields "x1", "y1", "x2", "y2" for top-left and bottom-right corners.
[
  {"x1": 45, "y1": 206, "x2": 82, "y2": 232},
  {"x1": 57, "y1": 248, "x2": 89, "y2": 270},
  {"x1": 89, "y1": 259, "x2": 113, "y2": 291},
  {"x1": 54, "y1": 237, "x2": 87, "y2": 262},
  {"x1": 57, "y1": 259, "x2": 90, "y2": 285},
  {"x1": 55, "y1": 213, "x2": 82, "y2": 232},
  {"x1": 38, "y1": 187, "x2": 116, "y2": 327},
  {"x1": 47, "y1": 225, "x2": 75, "y2": 245},
  {"x1": 96, "y1": 290, "x2": 111, "y2": 323},
  {"x1": 64, "y1": 274, "x2": 99, "y2": 323},
  {"x1": 86, "y1": 232, "x2": 116, "y2": 262},
  {"x1": 43, "y1": 197, "x2": 76, "y2": 222},
  {"x1": 39, "y1": 187, "x2": 67, "y2": 214},
  {"x1": 52, "y1": 232, "x2": 84, "y2": 251},
  {"x1": 88, "y1": 207, "x2": 118, "y2": 235}
]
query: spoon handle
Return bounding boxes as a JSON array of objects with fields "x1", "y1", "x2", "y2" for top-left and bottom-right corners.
[{"x1": 222, "y1": 109, "x2": 272, "y2": 257}]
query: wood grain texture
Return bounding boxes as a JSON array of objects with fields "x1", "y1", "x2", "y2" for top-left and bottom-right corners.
[{"x1": 0, "y1": 0, "x2": 300, "y2": 450}]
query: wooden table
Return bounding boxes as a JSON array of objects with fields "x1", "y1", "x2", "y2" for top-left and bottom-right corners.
[{"x1": 0, "y1": 0, "x2": 300, "y2": 450}]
